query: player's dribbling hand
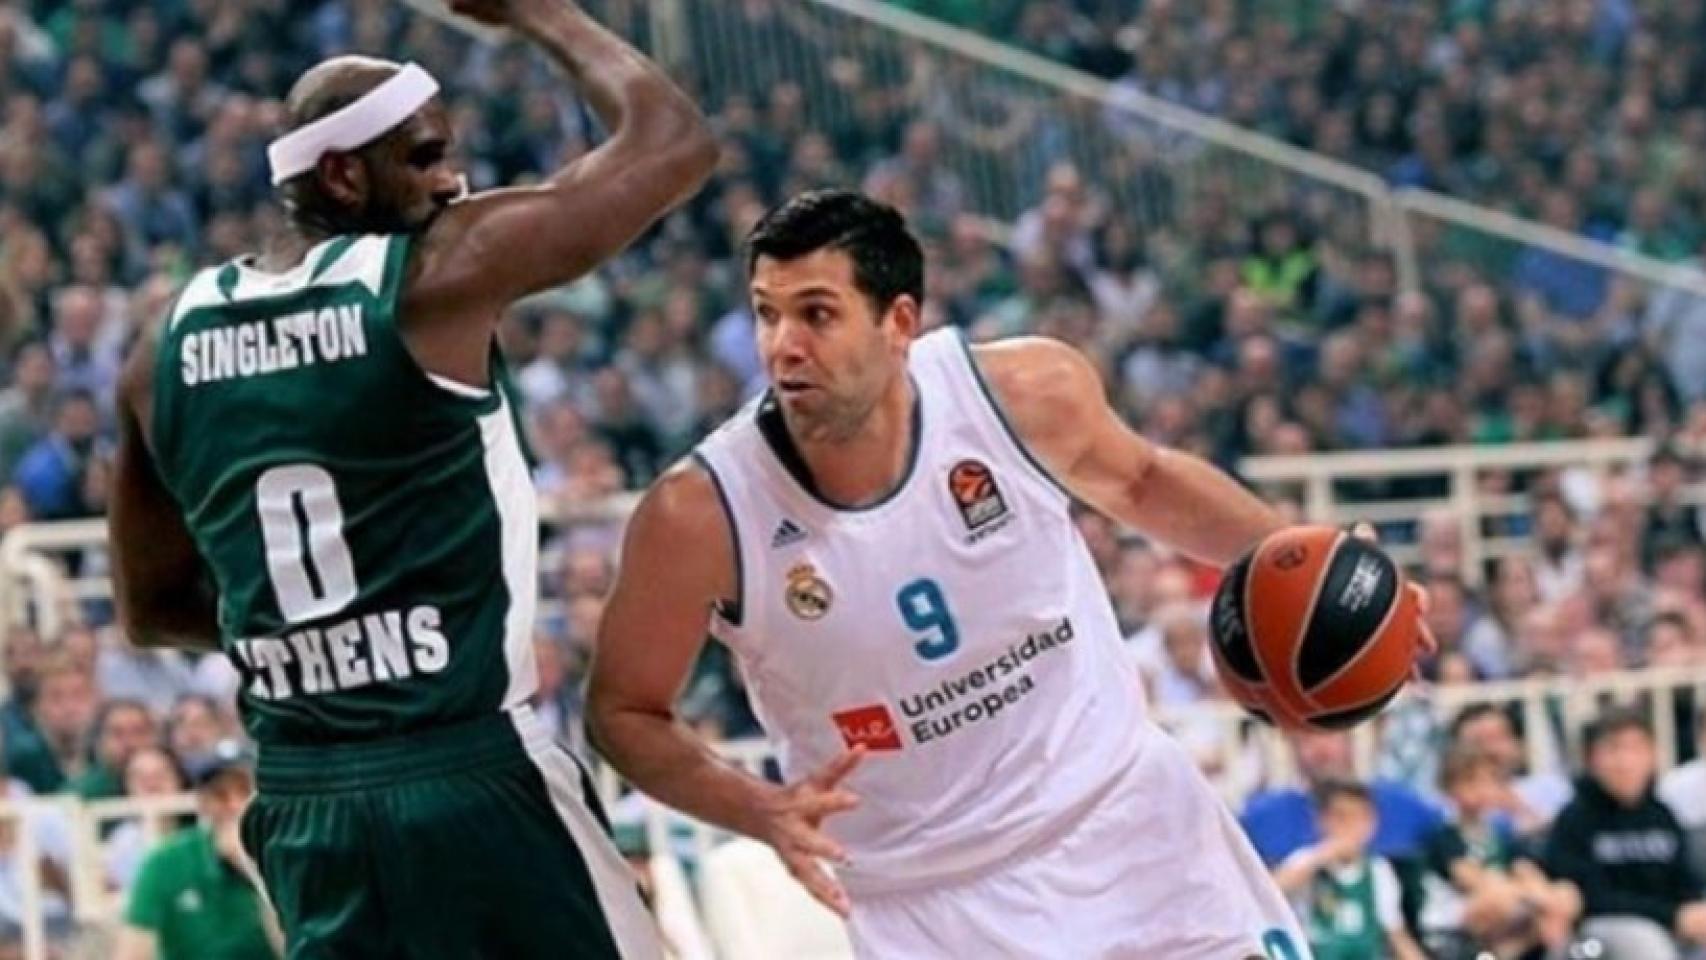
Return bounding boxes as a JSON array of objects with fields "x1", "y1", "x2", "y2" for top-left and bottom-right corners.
[
  {"x1": 760, "y1": 746, "x2": 865, "y2": 918},
  {"x1": 1347, "y1": 521, "x2": 1439, "y2": 672}
]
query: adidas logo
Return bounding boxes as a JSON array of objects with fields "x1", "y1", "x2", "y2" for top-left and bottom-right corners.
[{"x1": 771, "y1": 519, "x2": 807, "y2": 548}]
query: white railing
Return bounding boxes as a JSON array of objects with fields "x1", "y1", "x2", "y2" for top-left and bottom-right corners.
[
  {"x1": 1240, "y1": 437, "x2": 1661, "y2": 586},
  {"x1": 1393, "y1": 189, "x2": 1706, "y2": 298},
  {"x1": 0, "y1": 792, "x2": 199, "y2": 960},
  {"x1": 0, "y1": 437, "x2": 1673, "y2": 642}
]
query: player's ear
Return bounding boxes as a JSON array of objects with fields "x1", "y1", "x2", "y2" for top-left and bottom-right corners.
[
  {"x1": 317, "y1": 152, "x2": 369, "y2": 209},
  {"x1": 884, "y1": 293, "x2": 921, "y2": 346}
]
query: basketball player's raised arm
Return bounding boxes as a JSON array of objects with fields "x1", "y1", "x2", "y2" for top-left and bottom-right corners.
[
  {"x1": 109, "y1": 330, "x2": 221, "y2": 653},
  {"x1": 589, "y1": 463, "x2": 863, "y2": 916},
  {"x1": 976, "y1": 337, "x2": 1283, "y2": 567},
  {"x1": 412, "y1": 0, "x2": 717, "y2": 312}
]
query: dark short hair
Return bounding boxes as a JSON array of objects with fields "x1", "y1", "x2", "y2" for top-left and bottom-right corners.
[
  {"x1": 1313, "y1": 777, "x2": 1373, "y2": 810},
  {"x1": 1439, "y1": 745, "x2": 1503, "y2": 790},
  {"x1": 744, "y1": 190, "x2": 924, "y2": 314},
  {"x1": 94, "y1": 698, "x2": 152, "y2": 736},
  {"x1": 1584, "y1": 706, "x2": 1652, "y2": 754},
  {"x1": 1647, "y1": 610, "x2": 1692, "y2": 637},
  {"x1": 1652, "y1": 441, "x2": 1691, "y2": 470},
  {"x1": 53, "y1": 388, "x2": 97, "y2": 414},
  {"x1": 1448, "y1": 702, "x2": 1514, "y2": 743},
  {"x1": 1532, "y1": 490, "x2": 1574, "y2": 520}
]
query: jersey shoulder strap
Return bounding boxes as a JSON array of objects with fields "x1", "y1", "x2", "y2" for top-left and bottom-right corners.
[
  {"x1": 916, "y1": 328, "x2": 1070, "y2": 504},
  {"x1": 166, "y1": 234, "x2": 408, "y2": 329}
]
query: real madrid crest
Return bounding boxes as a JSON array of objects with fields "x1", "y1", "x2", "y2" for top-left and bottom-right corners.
[{"x1": 784, "y1": 562, "x2": 834, "y2": 620}]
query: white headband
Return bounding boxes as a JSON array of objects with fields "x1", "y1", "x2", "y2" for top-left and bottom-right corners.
[{"x1": 267, "y1": 63, "x2": 440, "y2": 186}]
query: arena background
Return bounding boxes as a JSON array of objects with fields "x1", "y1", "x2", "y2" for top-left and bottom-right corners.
[{"x1": 0, "y1": 0, "x2": 1703, "y2": 957}]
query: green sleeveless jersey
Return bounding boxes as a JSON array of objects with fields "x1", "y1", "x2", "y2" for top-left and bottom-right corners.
[
  {"x1": 1305, "y1": 858, "x2": 1386, "y2": 960},
  {"x1": 151, "y1": 234, "x2": 539, "y2": 747}
]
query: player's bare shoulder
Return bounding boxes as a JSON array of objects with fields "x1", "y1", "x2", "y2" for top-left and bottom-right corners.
[
  {"x1": 968, "y1": 336, "x2": 1105, "y2": 462},
  {"x1": 620, "y1": 458, "x2": 738, "y2": 603}
]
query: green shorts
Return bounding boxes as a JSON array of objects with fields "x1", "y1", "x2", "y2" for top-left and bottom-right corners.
[{"x1": 242, "y1": 708, "x2": 660, "y2": 959}]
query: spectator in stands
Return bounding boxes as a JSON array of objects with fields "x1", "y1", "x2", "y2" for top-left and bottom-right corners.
[
  {"x1": 587, "y1": 367, "x2": 664, "y2": 487},
  {"x1": 1544, "y1": 707, "x2": 1706, "y2": 960},
  {"x1": 1449, "y1": 703, "x2": 1574, "y2": 831},
  {"x1": 1139, "y1": 600, "x2": 1228, "y2": 773},
  {"x1": 1645, "y1": 444, "x2": 1705, "y2": 571},
  {"x1": 1273, "y1": 780, "x2": 1428, "y2": 960},
  {"x1": 5, "y1": 652, "x2": 95, "y2": 794},
  {"x1": 0, "y1": 628, "x2": 41, "y2": 756},
  {"x1": 531, "y1": 630, "x2": 576, "y2": 742},
  {"x1": 116, "y1": 743, "x2": 279, "y2": 960},
  {"x1": 1242, "y1": 211, "x2": 1319, "y2": 329},
  {"x1": 1582, "y1": 543, "x2": 1655, "y2": 655},
  {"x1": 1511, "y1": 604, "x2": 1572, "y2": 679},
  {"x1": 1460, "y1": 557, "x2": 1541, "y2": 680},
  {"x1": 1418, "y1": 747, "x2": 1581, "y2": 960},
  {"x1": 100, "y1": 136, "x2": 197, "y2": 256},
  {"x1": 47, "y1": 284, "x2": 121, "y2": 407},
  {"x1": 1420, "y1": 573, "x2": 1473, "y2": 668},
  {"x1": 13, "y1": 389, "x2": 105, "y2": 521},
  {"x1": 1660, "y1": 710, "x2": 1706, "y2": 837},
  {"x1": 1122, "y1": 558, "x2": 1196, "y2": 667},
  {"x1": 0, "y1": 719, "x2": 75, "y2": 952},
  {"x1": 1531, "y1": 492, "x2": 1586, "y2": 603},
  {"x1": 1241, "y1": 729, "x2": 1443, "y2": 867},
  {"x1": 97, "y1": 628, "x2": 197, "y2": 719},
  {"x1": 514, "y1": 307, "x2": 597, "y2": 412},
  {"x1": 164, "y1": 694, "x2": 228, "y2": 783},
  {"x1": 0, "y1": 342, "x2": 54, "y2": 480},
  {"x1": 71, "y1": 698, "x2": 156, "y2": 801},
  {"x1": 102, "y1": 745, "x2": 189, "y2": 893}
]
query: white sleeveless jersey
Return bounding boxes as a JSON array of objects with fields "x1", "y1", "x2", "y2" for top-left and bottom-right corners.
[{"x1": 694, "y1": 329, "x2": 1154, "y2": 894}]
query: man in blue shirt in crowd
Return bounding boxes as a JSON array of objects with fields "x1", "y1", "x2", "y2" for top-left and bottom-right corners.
[{"x1": 1241, "y1": 729, "x2": 1445, "y2": 865}]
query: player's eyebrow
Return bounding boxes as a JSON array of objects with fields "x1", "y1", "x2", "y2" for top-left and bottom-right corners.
[
  {"x1": 751, "y1": 283, "x2": 844, "y2": 302},
  {"x1": 790, "y1": 285, "x2": 845, "y2": 301}
]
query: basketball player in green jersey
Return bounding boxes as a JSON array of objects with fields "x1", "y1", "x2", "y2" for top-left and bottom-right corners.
[{"x1": 107, "y1": 0, "x2": 715, "y2": 955}]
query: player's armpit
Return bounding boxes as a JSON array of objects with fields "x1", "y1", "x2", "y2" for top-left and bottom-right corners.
[{"x1": 109, "y1": 334, "x2": 221, "y2": 653}]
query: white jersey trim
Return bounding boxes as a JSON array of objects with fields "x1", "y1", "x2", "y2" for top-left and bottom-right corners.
[{"x1": 479, "y1": 394, "x2": 540, "y2": 710}]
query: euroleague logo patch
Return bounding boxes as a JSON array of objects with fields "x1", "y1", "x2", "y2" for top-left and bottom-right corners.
[
  {"x1": 949, "y1": 459, "x2": 1012, "y2": 542},
  {"x1": 1274, "y1": 543, "x2": 1308, "y2": 570}
]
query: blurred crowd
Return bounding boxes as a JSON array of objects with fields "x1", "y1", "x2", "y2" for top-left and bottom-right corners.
[
  {"x1": 0, "y1": 0, "x2": 1702, "y2": 953},
  {"x1": 920, "y1": 0, "x2": 1706, "y2": 259}
]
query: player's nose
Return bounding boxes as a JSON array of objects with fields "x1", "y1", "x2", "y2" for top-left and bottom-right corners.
[
  {"x1": 770, "y1": 316, "x2": 813, "y2": 364},
  {"x1": 430, "y1": 167, "x2": 466, "y2": 204}
]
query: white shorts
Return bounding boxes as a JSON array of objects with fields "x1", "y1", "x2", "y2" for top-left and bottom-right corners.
[{"x1": 845, "y1": 733, "x2": 1310, "y2": 960}]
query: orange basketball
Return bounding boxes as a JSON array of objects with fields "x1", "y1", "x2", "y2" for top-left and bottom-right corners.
[{"x1": 1208, "y1": 526, "x2": 1419, "y2": 732}]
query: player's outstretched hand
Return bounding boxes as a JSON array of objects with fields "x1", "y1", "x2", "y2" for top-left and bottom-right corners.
[
  {"x1": 1347, "y1": 521, "x2": 1439, "y2": 671},
  {"x1": 759, "y1": 746, "x2": 865, "y2": 918}
]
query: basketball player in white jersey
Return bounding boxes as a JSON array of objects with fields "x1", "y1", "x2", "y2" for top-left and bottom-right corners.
[{"x1": 589, "y1": 191, "x2": 1422, "y2": 958}]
